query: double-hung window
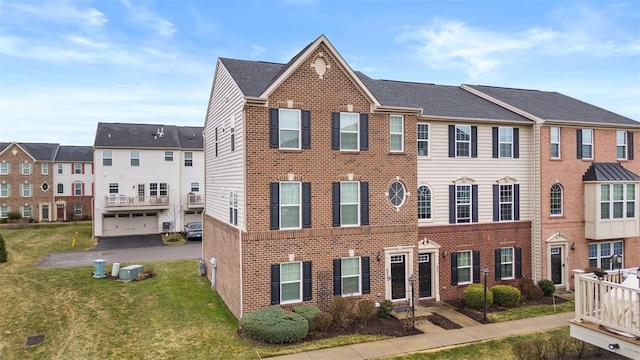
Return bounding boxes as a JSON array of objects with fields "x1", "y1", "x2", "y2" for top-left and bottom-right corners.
[
  {"x1": 0, "y1": 162, "x2": 9, "y2": 175},
  {"x1": 150, "y1": 183, "x2": 158, "y2": 196},
  {"x1": 577, "y1": 129, "x2": 593, "y2": 159},
  {"x1": 340, "y1": 181, "x2": 359, "y2": 226},
  {"x1": 493, "y1": 183, "x2": 519, "y2": 221},
  {"x1": 109, "y1": 183, "x2": 119, "y2": 194},
  {"x1": 21, "y1": 163, "x2": 32, "y2": 175},
  {"x1": 130, "y1": 151, "x2": 140, "y2": 166},
  {"x1": 184, "y1": 152, "x2": 193, "y2": 167},
  {"x1": 279, "y1": 182, "x2": 301, "y2": 229},
  {"x1": 589, "y1": 241, "x2": 623, "y2": 270},
  {"x1": 74, "y1": 182, "x2": 82, "y2": 196},
  {"x1": 456, "y1": 184, "x2": 471, "y2": 223},
  {"x1": 74, "y1": 204, "x2": 82, "y2": 216},
  {"x1": 499, "y1": 127, "x2": 513, "y2": 157},
  {"x1": 456, "y1": 250, "x2": 472, "y2": 284},
  {"x1": 417, "y1": 123, "x2": 429, "y2": 156},
  {"x1": 190, "y1": 182, "x2": 199, "y2": 193},
  {"x1": 280, "y1": 261, "x2": 302, "y2": 304},
  {"x1": 103, "y1": 150, "x2": 112, "y2": 166},
  {"x1": 57, "y1": 164, "x2": 63, "y2": 174},
  {"x1": 21, "y1": 182, "x2": 32, "y2": 197},
  {"x1": 389, "y1": 115, "x2": 404, "y2": 152},
  {"x1": 74, "y1": 163, "x2": 82, "y2": 174},
  {"x1": 279, "y1": 109, "x2": 301, "y2": 149},
  {"x1": 617, "y1": 130, "x2": 627, "y2": 160},
  {"x1": 1, "y1": 206, "x2": 9, "y2": 218},
  {"x1": 550, "y1": 127, "x2": 561, "y2": 159},
  {"x1": 159, "y1": 183, "x2": 168, "y2": 196},
  {"x1": 165, "y1": 151, "x2": 173, "y2": 161},
  {"x1": 41, "y1": 163, "x2": 48, "y2": 175},
  {"x1": 22, "y1": 205, "x2": 32, "y2": 218},
  {"x1": 340, "y1": 112, "x2": 359, "y2": 151},
  {"x1": 0, "y1": 183, "x2": 9, "y2": 197},
  {"x1": 601, "y1": 183, "x2": 636, "y2": 219},
  {"x1": 340, "y1": 257, "x2": 361, "y2": 296},
  {"x1": 456, "y1": 125, "x2": 471, "y2": 157},
  {"x1": 229, "y1": 190, "x2": 238, "y2": 226},
  {"x1": 499, "y1": 248, "x2": 514, "y2": 279},
  {"x1": 417, "y1": 185, "x2": 432, "y2": 220},
  {"x1": 500, "y1": 184, "x2": 513, "y2": 221},
  {"x1": 550, "y1": 184, "x2": 563, "y2": 216}
]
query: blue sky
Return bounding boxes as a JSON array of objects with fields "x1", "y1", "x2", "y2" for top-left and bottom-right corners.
[{"x1": 1, "y1": 0, "x2": 639, "y2": 146}]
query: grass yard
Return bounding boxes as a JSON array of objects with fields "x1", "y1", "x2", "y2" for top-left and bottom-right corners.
[{"x1": 0, "y1": 225, "x2": 387, "y2": 359}]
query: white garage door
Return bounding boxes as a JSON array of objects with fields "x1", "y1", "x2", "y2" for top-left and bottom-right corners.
[
  {"x1": 102, "y1": 212, "x2": 158, "y2": 236},
  {"x1": 184, "y1": 211, "x2": 202, "y2": 226}
]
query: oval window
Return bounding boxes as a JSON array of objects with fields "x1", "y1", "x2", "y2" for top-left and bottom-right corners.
[
  {"x1": 388, "y1": 181, "x2": 406, "y2": 208},
  {"x1": 41, "y1": 183, "x2": 49, "y2": 191}
]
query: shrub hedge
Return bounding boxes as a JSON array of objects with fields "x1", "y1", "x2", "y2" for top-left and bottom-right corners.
[
  {"x1": 491, "y1": 284, "x2": 521, "y2": 307},
  {"x1": 291, "y1": 305, "x2": 320, "y2": 329},
  {"x1": 0, "y1": 233, "x2": 6, "y2": 263},
  {"x1": 463, "y1": 284, "x2": 493, "y2": 311},
  {"x1": 537, "y1": 279, "x2": 555, "y2": 297},
  {"x1": 240, "y1": 306, "x2": 308, "y2": 344}
]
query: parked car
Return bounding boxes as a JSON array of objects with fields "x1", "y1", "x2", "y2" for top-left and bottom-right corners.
[{"x1": 183, "y1": 221, "x2": 202, "y2": 241}]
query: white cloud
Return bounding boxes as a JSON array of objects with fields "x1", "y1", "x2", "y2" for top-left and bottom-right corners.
[
  {"x1": 250, "y1": 45, "x2": 265, "y2": 58},
  {"x1": 119, "y1": 0, "x2": 177, "y2": 38},
  {"x1": 1, "y1": 1, "x2": 107, "y2": 27}
]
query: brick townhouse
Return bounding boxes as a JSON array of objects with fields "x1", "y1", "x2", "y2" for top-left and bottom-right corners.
[{"x1": 203, "y1": 35, "x2": 592, "y2": 318}]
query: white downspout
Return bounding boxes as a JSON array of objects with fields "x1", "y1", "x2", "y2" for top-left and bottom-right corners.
[{"x1": 239, "y1": 227, "x2": 243, "y2": 318}]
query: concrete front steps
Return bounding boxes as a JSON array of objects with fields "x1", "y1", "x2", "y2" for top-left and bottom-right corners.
[{"x1": 391, "y1": 301, "x2": 482, "y2": 333}]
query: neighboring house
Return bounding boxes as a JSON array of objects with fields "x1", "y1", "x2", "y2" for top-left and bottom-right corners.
[
  {"x1": 465, "y1": 85, "x2": 640, "y2": 291},
  {"x1": 52, "y1": 146, "x2": 94, "y2": 221},
  {"x1": 203, "y1": 35, "x2": 538, "y2": 319},
  {"x1": 92, "y1": 123, "x2": 204, "y2": 237},
  {"x1": 0, "y1": 142, "x2": 58, "y2": 221}
]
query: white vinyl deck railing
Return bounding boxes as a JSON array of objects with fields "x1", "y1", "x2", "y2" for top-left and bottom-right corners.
[
  {"x1": 104, "y1": 194, "x2": 170, "y2": 207},
  {"x1": 573, "y1": 268, "x2": 640, "y2": 337}
]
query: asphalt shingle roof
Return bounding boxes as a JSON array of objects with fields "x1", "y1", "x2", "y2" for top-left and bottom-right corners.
[
  {"x1": 467, "y1": 85, "x2": 639, "y2": 125},
  {"x1": 94, "y1": 123, "x2": 204, "y2": 149},
  {"x1": 582, "y1": 162, "x2": 640, "y2": 181},
  {"x1": 55, "y1": 146, "x2": 94, "y2": 162},
  {"x1": 0, "y1": 142, "x2": 60, "y2": 161},
  {"x1": 219, "y1": 58, "x2": 283, "y2": 97}
]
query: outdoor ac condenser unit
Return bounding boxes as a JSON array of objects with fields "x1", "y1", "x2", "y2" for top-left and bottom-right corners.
[{"x1": 119, "y1": 265, "x2": 144, "y2": 281}]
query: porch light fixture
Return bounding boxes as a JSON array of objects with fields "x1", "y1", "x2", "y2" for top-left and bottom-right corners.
[
  {"x1": 442, "y1": 250, "x2": 447, "y2": 258},
  {"x1": 570, "y1": 242, "x2": 575, "y2": 253},
  {"x1": 608, "y1": 343, "x2": 620, "y2": 351}
]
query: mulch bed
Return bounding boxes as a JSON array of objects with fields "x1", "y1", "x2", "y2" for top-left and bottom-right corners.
[{"x1": 445, "y1": 295, "x2": 569, "y2": 324}]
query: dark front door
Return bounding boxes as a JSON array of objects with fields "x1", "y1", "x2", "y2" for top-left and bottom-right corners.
[
  {"x1": 419, "y1": 253, "x2": 432, "y2": 298},
  {"x1": 42, "y1": 205, "x2": 49, "y2": 221},
  {"x1": 391, "y1": 255, "x2": 406, "y2": 300},
  {"x1": 550, "y1": 247, "x2": 563, "y2": 285},
  {"x1": 57, "y1": 204, "x2": 65, "y2": 219}
]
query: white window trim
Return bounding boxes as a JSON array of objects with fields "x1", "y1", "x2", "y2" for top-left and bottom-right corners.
[
  {"x1": 1, "y1": 206, "x2": 10, "y2": 218},
  {"x1": 41, "y1": 163, "x2": 49, "y2": 175},
  {"x1": 109, "y1": 183, "x2": 119, "y2": 194},
  {"x1": 74, "y1": 203, "x2": 82, "y2": 216},
  {"x1": 417, "y1": 123, "x2": 429, "y2": 157},
  {"x1": 103, "y1": 150, "x2": 112, "y2": 166},
  {"x1": 550, "y1": 183, "x2": 563, "y2": 216},
  {"x1": 390, "y1": 115, "x2": 404, "y2": 152},
  {"x1": 130, "y1": 151, "x2": 140, "y2": 167},
  {"x1": 499, "y1": 184, "x2": 514, "y2": 221},
  {"x1": 280, "y1": 261, "x2": 302, "y2": 304},
  {"x1": 21, "y1": 182, "x2": 32, "y2": 197},
  {"x1": 418, "y1": 185, "x2": 432, "y2": 221},
  {"x1": 498, "y1": 127, "x2": 513, "y2": 158},
  {"x1": 455, "y1": 125, "x2": 471, "y2": 158},
  {"x1": 456, "y1": 184, "x2": 472, "y2": 223},
  {"x1": 617, "y1": 130, "x2": 627, "y2": 160},
  {"x1": 600, "y1": 183, "x2": 636, "y2": 219},
  {"x1": 341, "y1": 181, "x2": 360, "y2": 227},
  {"x1": 0, "y1": 183, "x2": 9, "y2": 197},
  {"x1": 165, "y1": 151, "x2": 174, "y2": 161},
  {"x1": 582, "y1": 129, "x2": 594, "y2": 159},
  {"x1": 184, "y1": 152, "x2": 193, "y2": 167},
  {"x1": 589, "y1": 240, "x2": 623, "y2": 270},
  {"x1": 550, "y1": 127, "x2": 561, "y2": 159},
  {"x1": 500, "y1": 247, "x2": 515, "y2": 280},
  {"x1": 229, "y1": 190, "x2": 238, "y2": 226},
  {"x1": 57, "y1": 164, "x2": 63, "y2": 174},
  {"x1": 0, "y1": 163, "x2": 9, "y2": 175},
  {"x1": 279, "y1": 108, "x2": 301, "y2": 150},
  {"x1": 21, "y1": 163, "x2": 32, "y2": 175},
  {"x1": 279, "y1": 182, "x2": 301, "y2": 230},
  {"x1": 457, "y1": 250, "x2": 472, "y2": 285},
  {"x1": 341, "y1": 256, "x2": 362, "y2": 296},
  {"x1": 22, "y1": 205, "x2": 32, "y2": 218},
  {"x1": 190, "y1": 182, "x2": 200, "y2": 193},
  {"x1": 73, "y1": 182, "x2": 83, "y2": 196},
  {"x1": 340, "y1": 112, "x2": 360, "y2": 151}
]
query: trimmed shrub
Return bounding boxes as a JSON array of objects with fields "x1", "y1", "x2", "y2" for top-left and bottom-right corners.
[
  {"x1": 512, "y1": 339, "x2": 550, "y2": 360},
  {"x1": 313, "y1": 311, "x2": 332, "y2": 332},
  {"x1": 537, "y1": 279, "x2": 555, "y2": 297},
  {"x1": 7, "y1": 211, "x2": 21, "y2": 221},
  {"x1": 292, "y1": 305, "x2": 320, "y2": 329},
  {"x1": 517, "y1": 277, "x2": 544, "y2": 302},
  {"x1": 330, "y1": 296, "x2": 356, "y2": 328},
  {"x1": 356, "y1": 299, "x2": 376, "y2": 325},
  {"x1": 377, "y1": 299, "x2": 393, "y2": 319},
  {"x1": 491, "y1": 285, "x2": 521, "y2": 307},
  {"x1": 0, "y1": 233, "x2": 7, "y2": 263},
  {"x1": 463, "y1": 284, "x2": 493, "y2": 311},
  {"x1": 240, "y1": 307, "x2": 308, "y2": 344}
]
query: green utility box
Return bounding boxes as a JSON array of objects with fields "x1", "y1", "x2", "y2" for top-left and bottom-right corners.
[{"x1": 118, "y1": 265, "x2": 144, "y2": 281}]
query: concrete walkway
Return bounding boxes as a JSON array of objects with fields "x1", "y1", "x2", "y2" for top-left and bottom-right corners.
[{"x1": 267, "y1": 312, "x2": 574, "y2": 360}]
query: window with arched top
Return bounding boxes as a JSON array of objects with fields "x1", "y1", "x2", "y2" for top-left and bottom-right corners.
[
  {"x1": 57, "y1": 183, "x2": 64, "y2": 194},
  {"x1": 418, "y1": 185, "x2": 432, "y2": 220},
  {"x1": 550, "y1": 183, "x2": 563, "y2": 216}
]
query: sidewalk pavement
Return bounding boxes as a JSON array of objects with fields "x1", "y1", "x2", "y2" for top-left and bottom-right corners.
[{"x1": 266, "y1": 312, "x2": 574, "y2": 360}]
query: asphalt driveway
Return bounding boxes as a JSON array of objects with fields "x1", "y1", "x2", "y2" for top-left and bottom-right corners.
[{"x1": 36, "y1": 234, "x2": 202, "y2": 268}]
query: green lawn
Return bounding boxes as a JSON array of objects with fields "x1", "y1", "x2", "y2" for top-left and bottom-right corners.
[{"x1": 0, "y1": 225, "x2": 386, "y2": 359}]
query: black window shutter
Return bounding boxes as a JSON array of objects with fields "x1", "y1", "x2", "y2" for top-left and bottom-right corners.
[
  {"x1": 303, "y1": 261, "x2": 312, "y2": 301},
  {"x1": 302, "y1": 182, "x2": 311, "y2": 228},
  {"x1": 331, "y1": 112, "x2": 340, "y2": 150},
  {"x1": 494, "y1": 249, "x2": 501, "y2": 280},
  {"x1": 472, "y1": 184, "x2": 478, "y2": 223},
  {"x1": 302, "y1": 110, "x2": 311, "y2": 149},
  {"x1": 270, "y1": 183, "x2": 279, "y2": 230},
  {"x1": 492, "y1": 127, "x2": 498, "y2": 158},
  {"x1": 514, "y1": 184, "x2": 520, "y2": 220},
  {"x1": 333, "y1": 259, "x2": 342, "y2": 296},
  {"x1": 361, "y1": 257, "x2": 370, "y2": 294},
  {"x1": 576, "y1": 129, "x2": 583, "y2": 159},
  {"x1": 628, "y1": 132, "x2": 634, "y2": 160},
  {"x1": 448, "y1": 125, "x2": 455, "y2": 157},
  {"x1": 360, "y1": 114, "x2": 369, "y2": 150},
  {"x1": 269, "y1": 108, "x2": 279, "y2": 148},
  {"x1": 515, "y1": 247, "x2": 522, "y2": 278},
  {"x1": 472, "y1": 250, "x2": 481, "y2": 283},
  {"x1": 471, "y1": 126, "x2": 478, "y2": 158},
  {"x1": 450, "y1": 252, "x2": 458, "y2": 285},
  {"x1": 229, "y1": 207, "x2": 233, "y2": 224},
  {"x1": 233, "y1": 209, "x2": 238, "y2": 225},
  {"x1": 513, "y1": 128, "x2": 519, "y2": 158},
  {"x1": 271, "y1": 264, "x2": 280, "y2": 305},
  {"x1": 332, "y1": 182, "x2": 341, "y2": 227},
  {"x1": 360, "y1": 181, "x2": 369, "y2": 226},
  {"x1": 215, "y1": 142, "x2": 218, "y2": 157},
  {"x1": 492, "y1": 184, "x2": 499, "y2": 222},
  {"x1": 449, "y1": 185, "x2": 456, "y2": 224}
]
